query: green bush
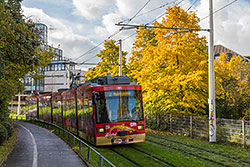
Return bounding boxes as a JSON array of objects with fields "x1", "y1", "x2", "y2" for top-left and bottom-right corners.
[
  {"x1": 0, "y1": 123, "x2": 8, "y2": 144},
  {"x1": 1, "y1": 121, "x2": 13, "y2": 138}
]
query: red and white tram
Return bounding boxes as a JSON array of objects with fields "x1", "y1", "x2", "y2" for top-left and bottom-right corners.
[{"x1": 26, "y1": 74, "x2": 145, "y2": 146}]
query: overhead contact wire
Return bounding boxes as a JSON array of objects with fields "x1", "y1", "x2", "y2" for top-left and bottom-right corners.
[{"x1": 76, "y1": 0, "x2": 153, "y2": 64}]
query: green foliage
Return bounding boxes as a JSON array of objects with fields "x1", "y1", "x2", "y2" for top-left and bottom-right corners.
[
  {"x1": 0, "y1": 95, "x2": 9, "y2": 121},
  {"x1": 1, "y1": 120, "x2": 13, "y2": 138},
  {"x1": 0, "y1": 0, "x2": 54, "y2": 122},
  {"x1": 0, "y1": 124, "x2": 8, "y2": 145},
  {"x1": 0, "y1": 129, "x2": 16, "y2": 165}
]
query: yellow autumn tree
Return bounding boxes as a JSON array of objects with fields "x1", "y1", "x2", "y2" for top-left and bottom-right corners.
[
  {"x1": 128, "y1": 27, "x2": 157, "y2": 82},
  {"x1": 215, "y1": 53, "x2": 250, "y2": 119},
  {"x1": 85, "y1": 40, "x2": 128, "y2": 79},
  {"x1": 128, "y1": 6, "x2": 208, "y2": 115}
]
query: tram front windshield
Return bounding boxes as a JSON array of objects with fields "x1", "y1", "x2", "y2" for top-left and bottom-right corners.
[{"x1": 95, "y1": 90, "x2": 143, "y2": 123}]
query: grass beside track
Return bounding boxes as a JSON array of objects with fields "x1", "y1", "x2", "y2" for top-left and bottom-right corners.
[
  {"x1": 132, "y1": 142, "x2": 219, "y2": 167},
  {"x1": 26, "y1": 121, "x2": 250, "y2": 167},
  {"x1": 146, "y1": 129, "x2": 250, "y2": 164},
  {"x1": 96, "y1": 147, "x2": 137, "y2": 167},
  {"x1": 0, "y1": 130, "x2": 17, "y2": 166}
]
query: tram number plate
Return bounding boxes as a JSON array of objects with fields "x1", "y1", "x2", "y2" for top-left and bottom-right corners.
[
  {"x1": 115, "y1": 138, "x2": 123, "y2": 144},
  {"x1": 114, "y1": 138, "x2": 129, "y2": 144}
]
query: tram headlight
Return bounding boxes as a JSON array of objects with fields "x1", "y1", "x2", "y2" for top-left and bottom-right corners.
[
  {"x1": 137, "y1": 124, "x2": 144, "y2": 131},
  {"x1": 97, "y1": 127, "x2": 105, "y2": 133}
]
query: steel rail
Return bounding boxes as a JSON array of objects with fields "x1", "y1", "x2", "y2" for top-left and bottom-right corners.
[
  {"x1": 128, "y1": 145, "x2": 176, "y2": 167},
  {"x1": 109, "y1": 147, "x2": 141, "y2": 167}
]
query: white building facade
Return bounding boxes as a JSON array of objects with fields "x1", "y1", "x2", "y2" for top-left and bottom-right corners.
[{"x1": 23, "y1": 23, "x2": 83, "y2": 93}]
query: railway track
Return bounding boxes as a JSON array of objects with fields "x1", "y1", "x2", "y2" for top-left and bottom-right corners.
[
  {"x1": 147, "y1": 133, "x2": 250, "y2": 166},
  {"x1": 146, "y1": 138, "x2": 231, "y2": 167},
  {"x1": 62, "y1": 128, "x2": 248, "y2": 167},
  {"x1": 128, "y1": 145, "x2": 176, "y2": 167},
  {"x1": 109, "y1": 147, "x2": 141, "y2": 167},
  {"x1": 109, "y1": 145, "x2": 176, "y2": 167}
]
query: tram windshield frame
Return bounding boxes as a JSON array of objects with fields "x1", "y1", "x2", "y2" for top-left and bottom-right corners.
[{"x1": 95, "y1": 90, "x2": 143, "y2": 124}]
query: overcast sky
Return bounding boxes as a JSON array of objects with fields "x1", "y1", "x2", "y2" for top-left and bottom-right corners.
[{"x1": 21, "y1": 0, "x2": 250, "y2": 70}]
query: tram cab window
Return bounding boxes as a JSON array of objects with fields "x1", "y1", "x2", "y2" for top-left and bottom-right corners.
[{"x1": 95, "y1": 90, "x2": 143, "y2": 124}]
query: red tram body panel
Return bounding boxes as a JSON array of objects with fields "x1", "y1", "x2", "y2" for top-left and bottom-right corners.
[
  {"x1": 62, "y1": 89, "x2": 77, "y2": 134},
  {"x1": 39, "y1": 93, "x2": 52, "y2": 122},
  {"x1": 77, "y1": 85, "x2": 95, "y2": 144},
  {"x1": 25, "y1": 75, "x2": 145, "y2": 146},
  {"x1": 25, "y1": 95, "x2": 38, "y2": 119},
  {"x1": 92, "y1": 84, "x2": 145, "y2": 145},
  {"x1": 52, "y1": 92, "x2": 63, "y2": 126}
]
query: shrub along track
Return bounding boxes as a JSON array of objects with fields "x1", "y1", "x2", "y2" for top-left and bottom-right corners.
[{"x1": 146, "y1": 133, "x2": 250, "y2": 166}]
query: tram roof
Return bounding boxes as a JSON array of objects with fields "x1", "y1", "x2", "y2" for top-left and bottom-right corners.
[{"x1": 86, "y1": 74, "x2": 131, "y2": 86}]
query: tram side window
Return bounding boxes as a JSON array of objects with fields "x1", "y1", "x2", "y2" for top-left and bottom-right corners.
[
  {"x1": 87, "y1": 97, "x2": 93, "y2": 113},
  {"x1": 48, "y1": 65, "x2": 51, "y2": 71},
  {"x1": 58, "y1": 64, "x2": 61, "y2": 71},
  {"x1": 95, "y1": 93, "x2": 109, "y2": 123},
  {"x1": 63, "y1": 100, "x2": 67, "y2": 112},
  {"x1": 51, "y1": 64, "x2": 55, "y2": 71},
  {"x1": 62, "y1": 64, "x2": 65, "y2": 70},
  {"x1": 63, "y1": 100, "x2": 66, "y2": 112},
  {"x1": 71, "y1": 99, "x2": 75, "y2": 110}
]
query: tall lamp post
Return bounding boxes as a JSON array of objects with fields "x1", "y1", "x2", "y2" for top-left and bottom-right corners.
[
  {"x1": 119, "y1": 39, "x2": 122, "y2": 76},
  {"x1": 17, "y1": 92, "x2": 21, "y2": 115},
  {"x1": 208, "y1": 0, "x2": 216, "y2": 143}
]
